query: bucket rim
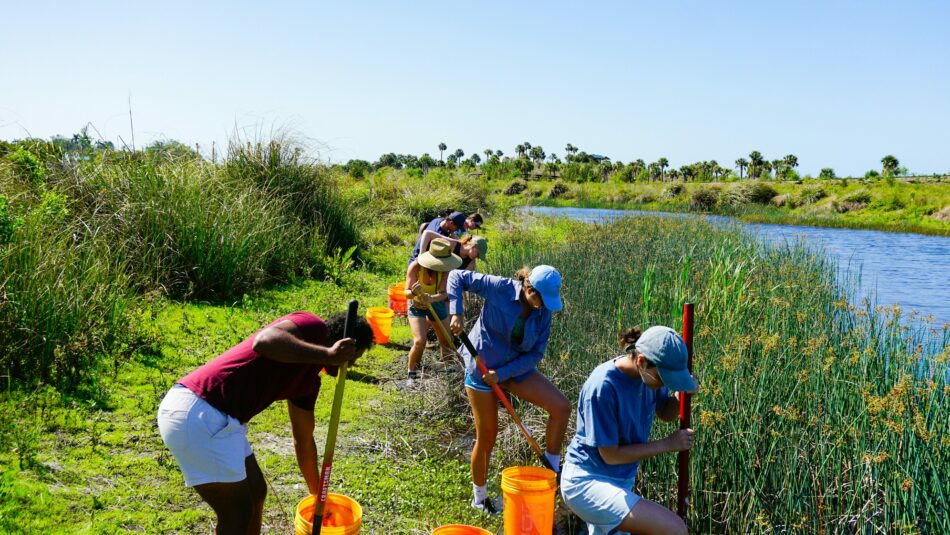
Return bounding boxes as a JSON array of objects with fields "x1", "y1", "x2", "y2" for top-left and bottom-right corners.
[{"x1": 500, "y1": 465, "x2": 557, "y2": 493}]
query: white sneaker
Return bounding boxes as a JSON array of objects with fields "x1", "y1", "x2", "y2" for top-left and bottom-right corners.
[{"x1": 471, "y1": 495, "x2": 501, "y2": 515}]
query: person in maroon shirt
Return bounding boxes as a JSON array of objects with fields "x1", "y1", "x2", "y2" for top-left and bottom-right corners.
[{"x1": 157, "y1": 310, "x2": 373, "y2": 535}]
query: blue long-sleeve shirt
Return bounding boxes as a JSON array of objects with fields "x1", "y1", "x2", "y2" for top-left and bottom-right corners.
[{"x1": 447, "y1": 270, "x2": 552, "y2": 382}]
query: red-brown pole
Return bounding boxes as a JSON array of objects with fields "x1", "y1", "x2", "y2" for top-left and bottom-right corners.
[{"x1": 677, "y1": 303, "x2": 694, "y2": 521}]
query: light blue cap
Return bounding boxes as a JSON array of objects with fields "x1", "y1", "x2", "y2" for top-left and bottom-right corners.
[
  {"x1": 635, "y1": 326, "x2": 696, "y2": 392},
  {"x1": 528, "y1": 265, "x2": 562, "y2": 312}
]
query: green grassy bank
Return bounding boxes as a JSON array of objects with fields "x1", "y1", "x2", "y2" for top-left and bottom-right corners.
[
  {"x1": 495, "y1": 176, "x2": 950, "y2": 236},
  {"x1": 1, "y1": 139, "x2": 948, "y2": 533}
]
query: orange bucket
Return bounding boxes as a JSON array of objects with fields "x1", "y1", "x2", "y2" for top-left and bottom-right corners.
[
  {"x1": 388, "y1": 282, "x2": 408, "y2": 316},
  {"x1": 294, "y1": 493, "x2": 362, "y2": 534},
  {"x1": 366, "y1": 306, "x2": 394, "y2": 344},
  {"x1": 432, "y1": 525, "x2": 492, "y2": 535},
  {"x1": 501, "y1": 466, "x2": 557, "y2": 535}
]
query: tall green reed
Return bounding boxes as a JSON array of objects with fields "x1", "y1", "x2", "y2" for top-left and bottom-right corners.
[{"x1": 490, "y1": 216, "x2": 948, "y2": 532}]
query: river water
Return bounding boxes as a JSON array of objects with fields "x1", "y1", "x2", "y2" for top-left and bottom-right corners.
[{"x1": 518, "y1": 206, "x2": 950, "y2": 329}]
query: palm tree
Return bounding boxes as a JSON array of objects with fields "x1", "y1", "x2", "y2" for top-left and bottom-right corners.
[
  {"x1": 708, "y1": 160, "x2": 720, "y2": 181},
  {"x1": 736, "y1": 158, "x2": 748, "y2": 179},
  {"x1": 438, "y1": 142, "x2": 447, "y2": 163},
  {"x1": 454, "y1": 148, "x2": 464, "y2": 163},
  {"x1": 881, "y1": 155, "x2": 900, "y2": 176},
  {"x1": 771, "y1": 159, "x2": 783, "y2": 179},
  {"x1": 679, "y1": 165, "x2": 694, "y2": 182},
  {"x1": 784, "y1": 154, "x2": 798, "y2": 171},
  {"x1": 657, "y1": 157, "x2": 669, "y2": 181},
  {"x1": 515, "y1": 144, "x2": 526, "y2": 159},
  {"x1": 470, "y1": 153, "x2": 481, "y2": 165},
  {"x1": 529, "y1": 146, "x2": 546, "y2": 166},
  {"x1": 748, "y1": 151, "x2": 764, "y2": 178},
  {"x1": 495, "y1": 150, "x2": 503, "y2": 158},
  {"x1": 484, "y1": 149, "x2": 493, "y2": 162},
  {"x1": 565, "y1": 143, "x2": 575, "y2": 156}
]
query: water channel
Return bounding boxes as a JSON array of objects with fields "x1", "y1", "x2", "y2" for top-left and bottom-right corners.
[{"x1": 518, "y1": 206, "x2": 950, "y2": 330}]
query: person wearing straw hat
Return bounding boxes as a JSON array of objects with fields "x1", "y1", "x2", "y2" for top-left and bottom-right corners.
[
  {"x1": 156, "y1": 311, "x2": 374, "y2": 535},
  {"x1": 560, "y1": 326, "x2": 698, "y2": 535},
  {"x1": 447, "y1": 265, "x2": 572, "y2": 514},
  {"x1": 404, "y1": 237, "x2": 463, "y2": 384}
]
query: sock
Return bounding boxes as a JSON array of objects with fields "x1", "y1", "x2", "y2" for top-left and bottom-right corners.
[
  {"x1": 473, "y1": 483, "x2": 487, "y2": 504},
  {"x1": 545, "y1": 451, "x2": 561, "y2": 472}
]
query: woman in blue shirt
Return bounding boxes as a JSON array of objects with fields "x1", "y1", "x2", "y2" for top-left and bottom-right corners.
[
  {"x1": 447, "y1": 265, "x2": 571, "y2": 514},
  {"x1": 561, "y1": 326, "x2": 698, "y2": 535}
]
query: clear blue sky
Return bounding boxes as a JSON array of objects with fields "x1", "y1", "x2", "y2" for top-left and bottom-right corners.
[{"x1": 2, "y1": 0, "x2": 948, "y2": 176}]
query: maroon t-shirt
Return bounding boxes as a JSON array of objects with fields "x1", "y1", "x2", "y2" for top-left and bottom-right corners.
[{"x1": 179, "y1": 312, "x2": 328, "y2": 423}]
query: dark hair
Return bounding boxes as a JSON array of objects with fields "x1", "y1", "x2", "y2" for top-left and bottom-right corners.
[
  {"x1": 325, "y1": 312, "x2": 374, "y2": 351},
  {"x1": 620, "y1": 327, "x2": 643, "y2": 353},
  {"x1": 468, "y1": 213, "x2": 483, "y2": 224},
  {"x1": 514, "y1": 266, "x2": 532, "y2": 284}
]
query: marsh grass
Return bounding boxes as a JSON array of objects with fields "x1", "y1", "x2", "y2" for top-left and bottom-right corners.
[
  {"x1": 490, "y1": 216, "x2": 949, "y2": 532},
  {"x1": 0, "y1": 137, "x2": 365, "y2": 390}
]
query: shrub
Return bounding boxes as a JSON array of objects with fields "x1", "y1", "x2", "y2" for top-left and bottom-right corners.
[
  {"x1": 6, "y1": 148, "x2": 45, "y2": 185},
  {"x1": 843, "y1": 189, "x2": 872, "y2": 204},
  {"x1": 793, "y1": 185, "x2": 828, "y2": 207},
  {"x1": 722, "y1": 181, "x2": 778, "y2": 206},
  {"x1": 0, "y1": 195, "x2": 22, "y2": 244},
  {"x1": 690, "y1": 187, "x2": 719, "y2": 210},
  {"x1": 548, "y1": 180, "x2": 569, "y2": 199},
  {"x1": 662, "y1": 183, "x2": 685, "y2": 199},
  {"x1": 504, "y1": 178, "x2": 528, "y2": 196}
]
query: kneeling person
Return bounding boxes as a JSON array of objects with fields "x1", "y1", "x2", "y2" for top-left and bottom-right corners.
[{"x1": 561, "y1": 326, "x2": 698, "y2": 535}]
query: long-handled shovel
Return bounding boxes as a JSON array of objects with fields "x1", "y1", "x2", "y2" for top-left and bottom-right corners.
[
  {"x1": 677, "y1": 302, "x2": 695, "y2": 522},
  {"x1": 311, "y1": 299, "x2": 359, "y2": 534},
  {"x1": 413, "y1": 291, "x2": 555, "y2": 473}
]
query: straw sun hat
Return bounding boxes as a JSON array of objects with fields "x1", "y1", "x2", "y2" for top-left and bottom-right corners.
[{"x1": 418, "y1": 238, "x2": 463, "y2": 271}]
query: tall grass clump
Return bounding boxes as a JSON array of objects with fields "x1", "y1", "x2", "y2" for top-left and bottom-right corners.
[
  {"x1": 0, "y1": 198, "x2": 133, "y2": 392},
  {"x1": 490, "y1": 215, "x2": 949, "y2": 532},
  {"x1": 104, "y1": 157, "x2": 306, "y2": 298},
  {"x1": 225, "y1": 137, "x2": 361, "y2": 256}
]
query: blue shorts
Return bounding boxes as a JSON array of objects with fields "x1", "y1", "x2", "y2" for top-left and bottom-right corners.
[
  {"x1": 408, "y1": 301, "x2": 447, "y2": 320},
  {"x1": 560, "y1": 462, "x2": 640, "y2": 535},
  {"x1": 464, "y1": 368, "x2": 534, "y2": 392}
]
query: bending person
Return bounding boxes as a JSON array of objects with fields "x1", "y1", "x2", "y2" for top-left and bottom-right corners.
[
  {"x1": 405, "y1": 237, "x2": 463, "y2": 382},
  {"x1": 156, "y1": 310, "x2": 374, "y2": 535},
  {"x1": 408, "y1": 211, "x2": 467, "y2": 265},
  {"x1": 419, "y1": 228, "x2": 488, "y2": 272},
  {"x1": 447, "y1": 265, "x2": 571, "y2": 514},
  {"x1": 561, "y1": 326, "x2": 698, "y2": 535}
]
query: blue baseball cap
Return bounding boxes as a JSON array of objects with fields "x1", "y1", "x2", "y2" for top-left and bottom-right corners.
[
  {"x1": 528, "y1": 265, "x2": 562, "y2": 312},
  {"x1": 634, "y1": 326, "x2": 696, "y2": 392},
  {"x1": 447, "y1": 211, "x2": 466, "y2": 229}
]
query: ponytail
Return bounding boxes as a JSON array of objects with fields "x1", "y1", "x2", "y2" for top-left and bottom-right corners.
[
  {"x1": 620, "y1": 327, "x2": 643, "y2": 354},
  {"x1": 513, "y1": 266, "x2": 532, "y2": 284}
]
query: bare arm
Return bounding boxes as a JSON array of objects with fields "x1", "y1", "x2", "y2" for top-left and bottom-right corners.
[
  {"x1": 419, "y1": 229, "x2": 460, "y2": 255},
  {"x1": 288, "y1": 401, "x2": 319, "y2": 495},
  {"x1": 252, "y1": 320, "x2": 355, "y2": 365},
  {"x1": 598, "y1": 428, "x2": 695, "y2": 465},
  {"x1": 656, "y1": 394, "x2": 680, "y2": 422}
]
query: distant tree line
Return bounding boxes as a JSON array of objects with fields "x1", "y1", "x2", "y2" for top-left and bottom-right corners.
[{"x1": 340, "y1": 142, "x2": 924, "y2": 184}]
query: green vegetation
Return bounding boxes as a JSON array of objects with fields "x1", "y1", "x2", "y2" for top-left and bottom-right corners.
[{"x1": 0, "y1": 133, "x2": 947, "y2": 533}]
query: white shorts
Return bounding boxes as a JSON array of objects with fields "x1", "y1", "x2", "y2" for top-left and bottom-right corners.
[
  {"x1": 561, "y1": 462, "x2": 640, "y2": 535},
  {"x1": 156, "y1": 384, "x2": 252, "y2": 487}
]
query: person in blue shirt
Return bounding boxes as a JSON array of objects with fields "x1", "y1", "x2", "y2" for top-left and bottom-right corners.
[
  {"x1": 561, "y1": 326, "x2": 698, "y2": 535},
  {"x1": 447, "y1": 265, "x2": 571, "y2": 514},
  {"x1": 408, "y1": 211, "x2": 467, "y2": 265}
]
